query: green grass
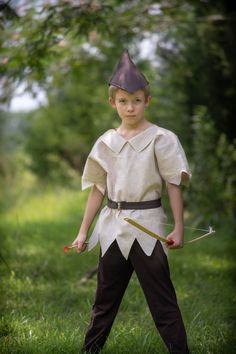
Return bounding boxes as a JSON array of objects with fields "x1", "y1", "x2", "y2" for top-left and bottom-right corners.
[{"x1": 0, "y1": 186, "x2": 235, "y2": 353}]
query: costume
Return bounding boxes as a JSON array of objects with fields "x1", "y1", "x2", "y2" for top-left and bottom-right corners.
[
  {"x1": 81, "y1": 125, "x2": 191, "y2": 354},
  {"x1": 81, "y1": 50, "x2": 191, "y2": 354},
  {"x1": 109, "y1": 48, "x2": 149, "y2": 92},
  {"x1": 82, "y1": 125, "x2": 191, "y2": 260}
]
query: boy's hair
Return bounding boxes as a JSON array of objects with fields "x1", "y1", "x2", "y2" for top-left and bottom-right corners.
[{"x1": 109, "y1": 85, "x2": 151, "y2": 101}]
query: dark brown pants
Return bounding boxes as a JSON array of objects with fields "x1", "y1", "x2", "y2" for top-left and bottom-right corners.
[{"x1": 82, "y1": 240, "x2": 189, "y2": 354}]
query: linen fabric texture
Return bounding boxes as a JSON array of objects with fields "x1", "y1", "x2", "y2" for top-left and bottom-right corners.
[{"x1": 81, "y1": 125, "x2": 191, "y2": 259}]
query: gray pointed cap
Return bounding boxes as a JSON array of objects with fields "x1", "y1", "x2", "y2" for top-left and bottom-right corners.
[{"x1": 109, "y1": 49, "x2": 149, "y2": 93}]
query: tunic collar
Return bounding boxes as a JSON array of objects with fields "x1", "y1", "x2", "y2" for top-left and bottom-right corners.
[{"x1": 101, "y1": 125, "x2": 159, "y2": 153}]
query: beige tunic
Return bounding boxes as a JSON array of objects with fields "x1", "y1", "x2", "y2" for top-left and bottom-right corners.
[{"x1": 81, "y1": 125, "x2": 191, "y2": 259}]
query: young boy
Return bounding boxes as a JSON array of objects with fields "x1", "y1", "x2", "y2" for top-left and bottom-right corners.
[{"x1": 72, "y1": 49, "x2": 191, "y2": 354}]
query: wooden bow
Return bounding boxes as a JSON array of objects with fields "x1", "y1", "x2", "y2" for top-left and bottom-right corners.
[{"x1": 124, "y1": 218, "x2": 215, "y2": 245}]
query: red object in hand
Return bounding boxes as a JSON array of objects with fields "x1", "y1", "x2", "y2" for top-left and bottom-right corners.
[
  {"x1": 64, "y1": 242, "x2": 88, "y2": 253},
  {"x1": 166, "y1": 239, "x2": 174, "y2": 246},
  {"x1": 64, "y1": 245, "x2": 72, "y2": 253}
]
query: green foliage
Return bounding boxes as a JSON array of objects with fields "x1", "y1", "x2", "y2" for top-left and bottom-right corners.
[
  {"x1": 0, "y1": 1, "x2": 235, "y2": 220},
  {"x1": 24, "y1": 55, "x2": 119, "y2": 177},
  {"x1": 152, "y1": 2, "x2": 236, "y2": 222},
  {"x1": 0, "y1": 0, "x2": 157, "y2": 101},
  {"x1": 188, "y1": 106, "x2": 236, "y2": 223},
  {"x1": 0, "y1": 110, "x2": 29, "y2": 210}
]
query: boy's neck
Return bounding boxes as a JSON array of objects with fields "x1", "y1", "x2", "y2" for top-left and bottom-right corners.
[{"x1": 117, "y1": 120, "x2": 154, "y2": 139}]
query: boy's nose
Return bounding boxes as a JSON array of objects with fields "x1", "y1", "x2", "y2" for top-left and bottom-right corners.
[{"x1": 127, "y1": 103, "x2": 134, "y2": 111}]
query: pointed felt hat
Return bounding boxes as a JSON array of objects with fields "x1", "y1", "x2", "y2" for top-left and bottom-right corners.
[{"x1": 109, "y1": 49, "x2": 149, "y2": 93}]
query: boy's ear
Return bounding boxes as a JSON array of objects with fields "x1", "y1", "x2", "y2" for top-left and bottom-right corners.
[
  {"x1": 145, "y1": 95, "x2": 152, "y2": 107},
  {"x1": 109, "y1": 97, "x2": 116, "y2": 108}
]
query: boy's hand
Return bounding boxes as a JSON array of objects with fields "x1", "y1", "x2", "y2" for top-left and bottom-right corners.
[
  {"x1": 166, "y1": 229, "x2": 184, "y2": 249},
  {"x1": 72, "y1": 232, "x2": 88, "y2": 253}
]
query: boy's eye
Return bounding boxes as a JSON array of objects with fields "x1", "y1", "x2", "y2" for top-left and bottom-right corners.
[{"x1": 118, "y1": 99, "x2": 126, "y2": 103}]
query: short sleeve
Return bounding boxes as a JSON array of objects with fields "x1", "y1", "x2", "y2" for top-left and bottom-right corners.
[
  {"x1": 155, "y1": 131, "x2": 191, "y2": 186},
  {"x1": 81, "y1": 143, "x2": 107, "y2": 195}
]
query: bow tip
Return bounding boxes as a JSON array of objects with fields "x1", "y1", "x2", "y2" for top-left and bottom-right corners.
[{"x1": 209, "y1": 226, "x2": 215, "y2": 233}]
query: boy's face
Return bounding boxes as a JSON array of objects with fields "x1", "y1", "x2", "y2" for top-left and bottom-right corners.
[{"x1": 109, "y1": 89, "x2": 151, "y2": 127}]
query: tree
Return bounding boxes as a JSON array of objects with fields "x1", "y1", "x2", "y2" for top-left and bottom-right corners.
[{"x1": 1, "y1": 0, "x2": 235, "y2": 220}]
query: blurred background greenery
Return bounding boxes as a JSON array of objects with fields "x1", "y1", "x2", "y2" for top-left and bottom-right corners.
[{"x1": 1, "y1": 0, "x2": 236, "y2": 224}]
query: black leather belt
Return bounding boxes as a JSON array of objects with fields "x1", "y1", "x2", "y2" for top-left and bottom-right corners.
[{"x1": 107, "y1": 198, "x2": 161, "y2": 210}]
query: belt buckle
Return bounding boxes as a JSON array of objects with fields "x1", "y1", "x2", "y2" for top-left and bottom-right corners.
[{"x1": 117, "y1": 201, "x2": 122, "y2": 210}]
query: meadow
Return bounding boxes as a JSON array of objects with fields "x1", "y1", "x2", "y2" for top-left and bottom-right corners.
[{"x1": 0, "y1": 185, "x2": 235, "y2": 353}]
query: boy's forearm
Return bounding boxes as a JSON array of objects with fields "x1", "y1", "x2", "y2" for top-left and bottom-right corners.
[
  {"x1": 167, "y1": 183, "x2": 184, "y2": 232},
  {"x1": 79, "y1": 185, "x2": 105, "y2": 234}
]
